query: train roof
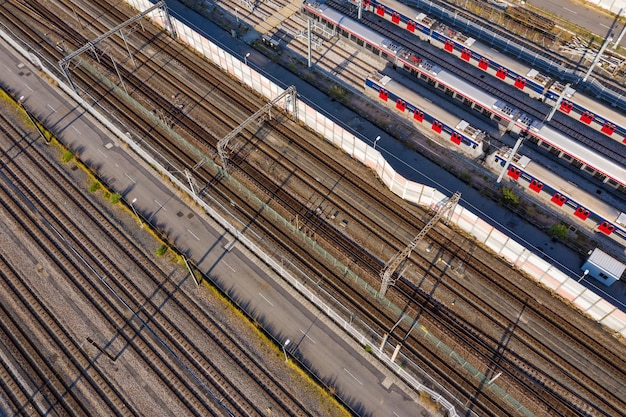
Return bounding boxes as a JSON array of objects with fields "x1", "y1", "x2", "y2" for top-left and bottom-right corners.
[
  {"x1": 434, "y1": 66, "x2": 514, "y2": 114},
  {"x1": 306, "y1": 2, "x2": 400, "y2": 54},
  {"x1": 535, "y1": 124, "x2": 626, "y2": 186}
]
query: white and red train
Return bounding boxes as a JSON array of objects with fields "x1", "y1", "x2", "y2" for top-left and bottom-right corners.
[
  {"x1": 364, "y1": 72, "x2": 626, "y2": 242},
  {"x1": 307, "y1": 0, "x2": 626, "y2": 146},
  {"x1": 302, "y1": 1, "x2": 626, "y2": 192}
]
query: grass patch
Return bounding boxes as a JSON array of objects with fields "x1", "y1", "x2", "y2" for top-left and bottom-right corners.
[
  {"x1": 156, "y1": 245, "x2": 168, "y2": 256},
  {"x1": 62, "y1": 150, "x2": 74, "y2": 163},
  {"x1": 89, "y1": 182, "x2": 101, "y2": 193}
]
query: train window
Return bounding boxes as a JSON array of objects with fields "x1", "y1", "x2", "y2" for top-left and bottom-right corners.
[
  {"x1": 571, "y1": 160, "x2": 583, "y2": 169},
  {"x1": 492, "y1": 114, "x2": 502, "y2": 123},
  {"x1": 561, "y1": 154, "x2": 573, "y2": 162},
  {"x1": 607, "y1": 178, "x2": 618, "y2": 186},
  {"x1": 594, "y1": 172, "x2": 607, "y2": 182},
  {"x1": 549, "y1": 147, "x2": 561, "y2": 156},
  {"x1": 350, "y1": 34, "x2": 357, "y2": 42},
  {"x1": 584, "y1": 165, "x2": 596, "y2": 174},
  {"x1": 527, "y1": 135, "x2": 539, "y2": 145},
  {"x1": 365, "y1": 43, "x2": 372, "y2": 51},
  {"x1": 463, "y1": 98, "x2": 472, "y2": 107},
  {"x1": 540, "y1": 141, "x2": 552, "y2": 150},
  {"x1": 356, "y1": 38, "x2": 364, "y2": 47}
]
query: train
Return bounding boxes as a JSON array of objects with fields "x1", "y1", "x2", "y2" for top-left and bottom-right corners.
[
  {"x1": 365, "y1": 72, "x2": 626, "y2": 242},
  {"x1": 326, "y1": 0, "x2": 626, "y2": 145},
  {"x1": 302, "y1": 1, "x2": 626, "y2": 195}
]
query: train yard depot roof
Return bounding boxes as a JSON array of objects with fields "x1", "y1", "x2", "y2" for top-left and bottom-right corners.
[{"x1": 582, "y1": 248, "x2": 626, "y2": 287}]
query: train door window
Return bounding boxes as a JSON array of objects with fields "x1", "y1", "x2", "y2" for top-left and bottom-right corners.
[
  {"x1": 601, "y1": 122, "x2": 616, "y2": 135},
  {"x1": 598, "y1": 221, "x2": 615, "y2": 235},
  {"x1": 431, "y1": 120, "x2": 443, "y2": 133},
  {"x1": 551, "y1": 193, "x2": 566, "y2": 206},
  {"x1": 407, "y1": 21, "x2": 416, "y2": 32},
  {"x1": 478, "y1": 57, "x2": 489, "y2": 70},
  {"x1": 379, "y1": 89, "x2": 388, "y2": 101},
  {"x1": 444, "y1": 40, "x2": 454, "y2": 52},
  {"x1": 623, "y1": 136, "x2": 626, "y2": 144},
  {"x1": 580, "y1": 111, "x2": 594, "y2": 124},
  {"x1": 461, "y1": 49, "x2": 471, "y2": 61},
  {"x1": 396, "y1": 99, "x2": 406, "y2": 112},
  {"x1": 529, "y1": 179, "x2": 543, "y2": 192},
  {"x1": 559, "y1": 100, "x2": 573, "y2": 113},
  {"x1": 392, "y1": 12, "x2": 400, "y2": 24},
  {"x1": 507, "y1": 166, "x2": 521, "y2": 180},
  {"x1": 413, "y1": 110, "x2": 424, "y2": 122},
  {"x1": 514, "y1": 76, "x2": 526, "y2": 89},
  {"x1": 496, "y1": 67, "x2": 507, "y2": 79},
  {"x1": 363, "y1": 0, "x2": 371, "y2": 7},
  {"x1": 450, "y1": 132, "x2": 462, "y2": 145},
  {"x1": 574, "y1": 207, "x2": 590, "y2": 221},
  {"x1": 376, "y1": 5, "x2": 385, "y2": 16}
]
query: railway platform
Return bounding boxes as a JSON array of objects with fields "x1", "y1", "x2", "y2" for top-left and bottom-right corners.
[{"x1": 252, "y1": 0, "x2": 301, "y2": 34}]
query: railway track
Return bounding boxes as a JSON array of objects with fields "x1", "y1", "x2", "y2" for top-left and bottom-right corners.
[
  {"x1": 2, "y1": 0, "x2": 620, "y2": 412},
  {"x1": 0, "y1": 81, "x2": 316, "y2": 416}
]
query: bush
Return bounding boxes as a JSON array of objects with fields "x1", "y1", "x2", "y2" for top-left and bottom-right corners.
[
  {"x1": 110, "y1": 193, "x2": 121, "y2": 204},
  {"x1": 156, "y1": 245, "x2": 168, "y2": 256},
  {"x1": 501, "y1": 187, "x2": 519, "y2": 206},
  {"x1": 548, "y1": 223, "x2": 569, "y2": 240},
  {"x1": 62, "y1": 150, "x2": 74, "y2": 163},
  {"x1": 89, "y1": 182, "x2": 101, "y2": 193}
]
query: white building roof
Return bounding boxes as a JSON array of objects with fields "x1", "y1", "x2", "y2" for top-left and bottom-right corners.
[{"x1": 587, "y1": 248, "x2": 626, "y2": 279}]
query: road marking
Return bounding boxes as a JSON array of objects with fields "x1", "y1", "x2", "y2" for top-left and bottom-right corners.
[
  {"x1": 223, "y1": 261, "x2": 235, "y2": 272},
  {"x1": 153, "y1": 199, "x2": 167, "y2": 211},
  {"x1": 125, "y1": 173, "x2": 136, "y2": 183},
  {"x1": 344, "y1": 368, "x2": 362, "y2": 385},
  {"x1": 47, "y1": 103, "x2": 56, "y2": 112},
  {"x1": 299, "y1": 329, "x2": 317, "y2": 344},
  {"x1": 187, "y1": 229, "x2": 200, "y2": 241},
  {"x1": 563, "y1": 7, "x2": 577, "y2": 15},
  {"x1": 72, "y1": 126, "x2": 81, "y2": 134},
  {"x1": 3, "y1": 64, "x2": 10, "y2": 71},
  {"x1": 600, "y1": 23, "x2": 610, "y2": 29},
  {"x1": 97, "y1": 149, "x2": 108, "y2": 158},
  {"x1": 258, "y1": 293, "x2": 274, "y2": 307},
  {"x1": 24, "y1": 84, "x2": 33, "y2": 92}
]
